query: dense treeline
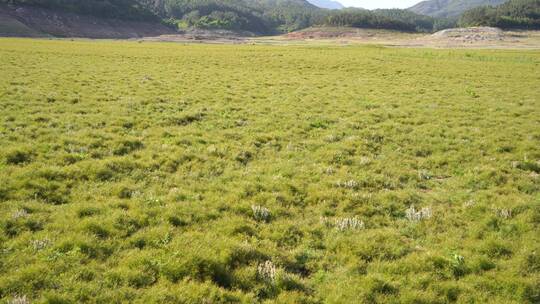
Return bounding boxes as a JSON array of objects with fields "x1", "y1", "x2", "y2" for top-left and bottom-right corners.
[
  {"x1": 155, "y1": 0, "x2": 323, "y2": 33},
  {"x1": 0, "y1": 0, "x2": 159, "y2": 21},
  {"x1": 322, "y1": 8, "x2": 456, "y2": 32},
  {"x1": 1, "y1": 0, "x2": 323, "y2": 33},
  {"x1": 459, "y1": 0, "x2": 540, "y2": 29}
]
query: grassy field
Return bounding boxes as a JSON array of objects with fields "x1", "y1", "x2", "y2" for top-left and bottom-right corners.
[{"x1": 0, "y1": 38, "x2": 539, "y2": 303}]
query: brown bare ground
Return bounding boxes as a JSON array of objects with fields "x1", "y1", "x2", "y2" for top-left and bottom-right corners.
[{"x1": 264, "y1": 27, "x2": 540, "y2": 49}]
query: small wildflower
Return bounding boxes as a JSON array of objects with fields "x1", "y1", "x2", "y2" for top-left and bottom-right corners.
[
  {"x1": 405, "y1": 205, "x2": 432, "y2": 222},
  {"x1": 12, "y1": 209, "x2": 29, "y2": 219},
  {"x1": 464, "y1": 200, "x2": 476, "y2": 208},
  {"x1": 320, "y1": 216, "x2": 331, "y2": 227},
  {"x1": 335, "y1": 217, "x2": 365, "y2": 231},
  {"x1": 324, "y1": 134, "x2": 341, "y2": 143},
  {"x1": 324, "y1": 167, "x2": 335, "y2": 174},
  {"x1": 10, "y1": 295, "x2": 30, "y2": 304},
  {"x1": 251, "y1": 205, "x2": 271, "y2": 222},
  {"x1": 31, "y1": 239, "x2": 50, "y2": 251},
  {"x1": 336, "y1": 180, "x2": 359, "y2": 189},
  {"x1": 496, "y1": 208, "x2": 512, "y2": 219},
  {"x1": 257, "y1": 260, "x2": 277, "y2": 282},
  {"x1": 418, "y1": 170, "x2": 432, "y2": 180},
  {"x1": 452, "y1": 253, "x2": 465, "y2": 264},
  {"x1": 145, "y1": 196, "x2": 163, "y2": 206},
  {"x1": 359, "y1": 156, "x2": 372, "y2": 165}
]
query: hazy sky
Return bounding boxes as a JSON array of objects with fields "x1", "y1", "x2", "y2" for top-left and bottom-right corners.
[{"x1": 339, "y1": 0, "x2": 421, "y2": 9}]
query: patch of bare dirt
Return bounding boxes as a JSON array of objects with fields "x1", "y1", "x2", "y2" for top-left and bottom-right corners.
[
  {"x1": 430, "y1": 27, "x2": 504, "y2": 42},
  {"x1": 405, "y1": 27, "x2": 540, "y2": 48},
  {"x1": 280, "y1": 26, "x2": 540, "y2": 49},
  {"x1": 282, "y1": 27, "x2": 421, "y2": 42},
  {"x1": 138, "y1": 29, "x2": 253, "y2": 43}
]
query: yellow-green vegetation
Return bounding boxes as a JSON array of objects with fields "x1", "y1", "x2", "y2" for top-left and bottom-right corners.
[{"x1": 0, "y1": 38, "x2": 539, "y2": 303}]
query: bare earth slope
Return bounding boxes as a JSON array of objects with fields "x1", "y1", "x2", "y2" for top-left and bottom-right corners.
[
  {"x1": 270, "y1": 26, "x2": 540, "y2": 49},
  {"x1": 0, "y1": 4, "x2": 174, "y2": 38}
]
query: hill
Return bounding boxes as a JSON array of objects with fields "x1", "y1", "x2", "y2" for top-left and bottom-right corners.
[
  {"x1": 134, "y1": 0, "x2": 323, "y2": 34},
  {"x1": 1, "y1": 0, "x2": 160, "y2": 21},
  {"x1": 0, "y1": 1, "x2": 174, "y2": 38},
  {"x1": 0, "y1": 0, "x2": 323, "y2": 35},
  {"x1": 459, "y1": 0, "x2": 540, "y2": 29},
  {"x1": 408, "y1": 0, "x2": 508, "y2": 18},
  {"x1": 322, "y1": 8, "x2": 455, "y2": 32},
  {"x1": 307, "y1": 0, "x2": 344, "y2": 10}
]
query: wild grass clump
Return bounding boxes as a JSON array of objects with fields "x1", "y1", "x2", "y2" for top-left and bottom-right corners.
[
  {"x1": 9, "y1": 295, "x2": 30, "y2": 304},
  {"x1": 335, "y1": 180, "x2": 359, "y2": 190},
  {"x1": 4, "y1": 148, "x2": 33, "y2": 165},
  {"x1": 405, "y1": 205, "x2": 432, "y2": 222},
  {"x1": 335, "y1": 217, "x2": 365, "y2": 231},
  {"x1": 251, "y1": 205, "x2": 271, "y2": 222},
  {"x1": 113, "y1": 139, "x2": 144, "y2": 156},
  {"x1": 496, "y1": 208, "x2": 512, "y2": 219},
  {"x1": 31, "y1": 238, "x2": 51, "y2": 251},
  {"x1": 11, "y1": 209, "x2": 29, "y2": 219},
  {"x1": 257, "y1": 260, "x2": 277, "y2": 283},
  {"x1": 321, "y1": 216, "x2": 365, "y2": 231}
]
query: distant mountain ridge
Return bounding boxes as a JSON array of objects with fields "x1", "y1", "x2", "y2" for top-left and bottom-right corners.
[
  {"x1": 307, "y1": 0, "x2": 344, "y2": 9},
  {"x1": 408, "y1": 0, "x2": 508, "y2": 17}
]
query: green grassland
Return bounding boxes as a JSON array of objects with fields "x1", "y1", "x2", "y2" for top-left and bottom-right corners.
[{"x1": 0, "y1": 38, "x2": 539, "y2": 303}]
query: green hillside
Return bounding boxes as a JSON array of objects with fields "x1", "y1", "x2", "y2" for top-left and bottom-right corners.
[
  {"x1": 409, "y1": 0, "x2": 508, "y2": 18},
  {"x1": 1, "y1": 0, "x2": 323, "y2": 34},
  {"x1": 0, "y1": 0, "x2": 159, "y2": 21},
  {"x1": 460, "y1": 0, "x2": 540, "y2": 29},
  {"x1": 154, "y1": 0, "x2": 323, "y2": 33},
  {"x1": 323, "y1": 8, "x2": 456, "y2": 32}
]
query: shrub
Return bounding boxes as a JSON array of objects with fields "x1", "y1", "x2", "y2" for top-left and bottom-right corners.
[
  {"x1": 113, "y1": 140, "x2": 144, "y2": 156},
  {"x1": 482, "y1": 240, "x2": 513, "y2": 258},
  {"x1": 473, "y1": 256, "x2": 496, "y2": 273},
  {"x1": 517, "y1": 161, "x2": 540, "y2": 173},
  {"x1": 4, "y1": 149, "x2": 33, "y2": 165},
  {"x1": 0, "y1": 185, "x2": 10, "y2": 201},
  {"x1": 117, "y1": 186, "x2": 135, "y2": 199},
  {"x1": 168, "y1": 112, "x2": 205, "y2": 126},
  {"x1": 521, "y1": 251, "x2": 540, "y2": 274},
  {"x1": 236, "y1": 151, "x2": 253, "y2": 165},
  {"x1": 85, "y1": 223, "x2": 110, "y2": 239},
  {"x1": 77, "y1": 207, "x2": 101, "y2": 218},
  {"x1": 24, "y1": 179, "x2": 70, "y2": 205},
  {"x1": 161, "y1": 255, "x2": 231, "y2": 288},
  {"x1": 168, "y1": 215, "x2": 188, "y2": 227}
]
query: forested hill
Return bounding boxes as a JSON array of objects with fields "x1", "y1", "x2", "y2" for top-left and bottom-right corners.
[
  {"x1": 321, "y1": 8, "x2": 455, "y2": 32},
  {"x1": 142, "y1": 0, "x2": 322, "y2": 33},
  {"x1": 408, "y1": 0, "x2": 508, "y2": 18},
  {"x1": 459, "y1": 0, "x2": 540, "y2": 29},
  {"x1": 0, "y1": 0, "x2": 159, "y2": 21},
  {"x1": 1, "y1": 0, "x2": 323, "y2": 34}
]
